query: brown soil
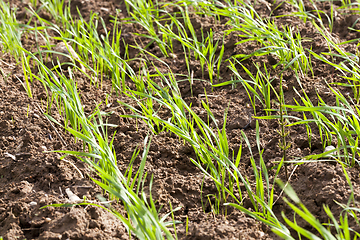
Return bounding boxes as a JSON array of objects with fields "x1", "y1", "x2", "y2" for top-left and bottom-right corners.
[{"x1": 1, "y1": 0, "x2": 360, "y2": 239}]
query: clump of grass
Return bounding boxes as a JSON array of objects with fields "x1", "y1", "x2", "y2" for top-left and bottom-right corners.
[
  {"x1": 119, "y1": 66, "x2": 293, "y2": 236},
  {"x1": 277, "y1": 76, "x2": 291, "y2": 181},
  {"x1": 222, "y1": 1, "x2": 312, "y2": 77},
  {"x1": 310, "y1": 20, "x2": 360, "y2": 104},
  {"x1": 214, "y1": 60, "x2": 273, "y2": 116},
  {"x1": 275, "y1": 175, "x2": 360, "y2": 239},
  {"x1": 123, "y1": 0, "x2": 171, "y2": 58},
  {"x1": 39, "y1": 0, "x2": 71, "y2": 24},
  {"x1": 0, "y1": 1, "x2": 24, "y2": 60},
  {"x1": 29, "y1": 54, "x2": 179, "y2": 238},
  {"x1": 284, "y1": 84, "x2": 360, "y2": 167}
]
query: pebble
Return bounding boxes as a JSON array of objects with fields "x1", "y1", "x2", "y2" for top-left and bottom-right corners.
[
  {"x1": 100, "y1": 7, "x2": 109, "y2": 12},
  {"x1": 29, "y1": 201, "x2": 37, "y2": 206},
  {"x1": 324, "y1": 145, "x2": 336, "y2": 156},
  {"x1": 5, "y1": 152, "x2": 16, "y2": 160},
  {"x1": 169, "y1": 53, "x2": 177, "y2": 59},
  {"x1": 52, "y1": 42, "x2": 85, "y2": 72},
  {"x1": 38, "y1": 146, "x2": 47, "y2": 152},
  {"x1": 65, "y1": 188, "x2": 82, "y2": 203},
  {"x1": 45, "y1": 217, "x2": 52, "y2": 223}
]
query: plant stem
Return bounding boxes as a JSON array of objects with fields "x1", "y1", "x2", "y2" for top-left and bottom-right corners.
[{"x1": 278, "y1": 76, "x2": 290, "y2": 181}]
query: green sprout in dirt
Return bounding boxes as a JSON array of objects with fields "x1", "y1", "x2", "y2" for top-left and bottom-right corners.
[
  {"x1": 277, "y1": 76, "x2": 291, "y2": 181},
  {"x1": 124, "y1": 0, "x2": 169, "y2": 57},
  {"x1": 0, "y1": 1, "x2": 24, "y2": 60},
  {"x1": 310, "y1": 20, "x2": 360, "y2": 104},
  {"x1": 215, "y1": 60, "x2": 273, "y2": 116},
  {"x1": 46, "y1": 0, "x2": 73, "y2": 25},
  {"x1": 275, "y1": 176, "x2": 360, "y2": 239},
  {"x1": 224, "y1": 1, "x2": 312, "y2": 77},
  {"x1": 251, "y1": 72, "x2": 293, "y2": 181},
  {"x1": 285, "y1": 85, "x2": 360, "y2": 167}
]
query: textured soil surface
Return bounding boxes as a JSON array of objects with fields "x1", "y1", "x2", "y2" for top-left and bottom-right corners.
[{"x1": 2, "y1": 0, "x2": 360, "y2": 239}]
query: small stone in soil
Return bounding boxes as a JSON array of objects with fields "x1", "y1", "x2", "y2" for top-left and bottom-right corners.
[
  {"x1": 5, "y1": 152, "x2": 16, "y2": 160},
  {"x1": 52, "y1": 42, "x2": 85, "y2": 72},
  {"x1": 324, "y1": 145, "x2": 336, "y2": 157},
  {"x1": 65, "y1": 188, "x2": 82, "y2": 203},
  {"x1": 38, "y1": 146, "x2": 47, "y2": 152}
]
